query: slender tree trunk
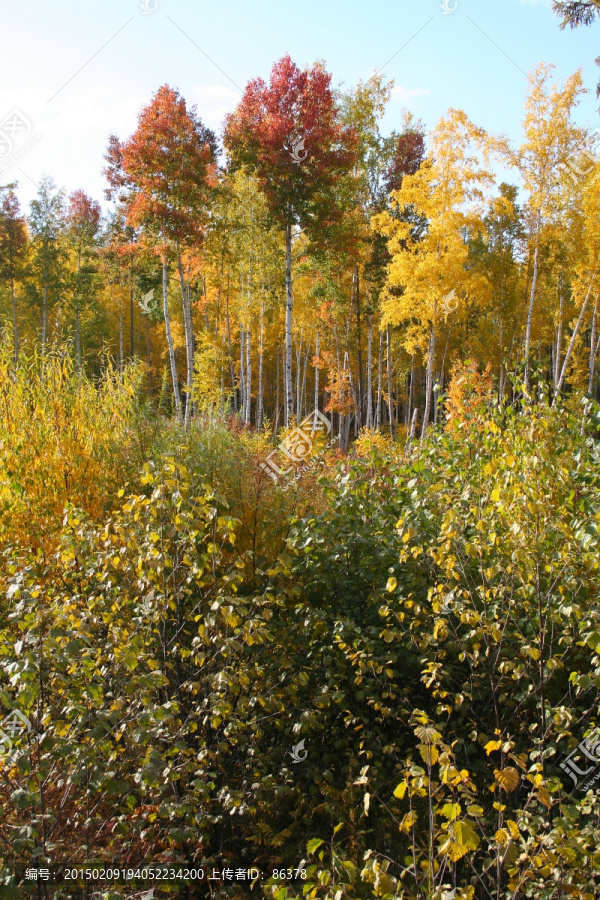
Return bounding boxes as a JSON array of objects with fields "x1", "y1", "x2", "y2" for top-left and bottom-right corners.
[
  {"x1": 406, "y1": 353, "x2": 415, "y2": 427},
  {"x1": 258, "y1": 292, "x2": 264, "y2": 430},
  {"x1": 162, "y1": 257, "x2": 182, "y2": 422},
  {"x1": 118, "y1": 300, "x2": 124, "y2": 376},
  {"x1": 216, "y1": 202, "x2": 228, "y2": 333},
  {"x1": 421, "y1": 321, "x2": 436, "y2": 441},
  {"x1": 130, "y1": 270, "x2": 135, "y2": 358},
  {"x1": 589, "y1": 299, "x2": 599, "y2": 396},
  {"x1": 285, "y1": 222, "x2": 293, "y2": 426},
  {"x1": 524, "y1": 232, "x2": 540, "y2": 392},
  {"x1": 386, "y1": 324, "x2": 394, "y2": 438},
  {"x1": 295, "y1": 329, "x2": 303, "y2": 422},
  {"x1": 275, "y1": 353, "x2": 281, "y2": 433},
  {"x1": 75, "y1": 248, "x2": 82, "y2": 374},
  {"x1": 409, "y1": 407, "x2": 418, "y2": 442},
  {"x1": 240, "y1": 326, "x2": 245, "y2": 419},
  {"x1": 314, "y1": 332, "x2": 320, "y2": 413},
  {"x1": 554, "y1": 266, "x2": 598, "y2": 402},
  {"x1": 145, "y1": 317, "x2": 152, "y2": 393},
  {"x1": 245, "y1": 328, "x2": 252, "y2": 425},
  {"x1": 554, "y1": 280, "x2": 564, "y2": 389},
  {"x1": 10, "y1": 275, "x2": 18, "y2": 370},
  {"x1": 300, "y1": 346, "x2": 309, "y2": 421},
  {"x1": 376, "y1": 330, "x2": 383, "y2": 429},
  {"x1": 366, "y1": 316, "x2": 373, "y2": 429},
  {"x1": 354, "y1": 267, "x2": 363, "y2": 429},
  {"x1": 42, "y1": 262, "x2": 48, "y2": 359},
  {"x1": 225, "y1": 279, "x2": 237, "y2": 412},
  {"x1": 177, "y1": 254, "x2": 193, "y2": 428}
]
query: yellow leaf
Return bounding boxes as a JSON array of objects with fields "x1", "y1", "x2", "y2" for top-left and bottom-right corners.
[
  {"x1": 399, "y1": 811, "x2": 415, "y2": 833},
  {"x1": 495, "y1": 767, "x2": 520, "y2": 792},
  {"x1": 419, "y1": 744, "x2": 440, "y2": 765},
  {"x1": 451, "y1": 819, "x2": 480, "y2": 852},
  {"x1": 491, "y1": 488, "x2": 500, "y2": 502},
  {"x1": 495, "y1": 828, "x2": 509, "y2": 845},
  {"x1": 386, "y1": 577, "x2": 398, "y2": 592},
  {"x1": 485, "y1": 740, "x2": 502, "y2": 755},
  {"x1": 393, "y1": 782, "x2": 407, "y2": 800},
  {"x1": 507, "y1": 820, "x2": 520, "y2": 839},
  {"x1": 441, "y1": 802, "x2": 461, "y2": 821}
]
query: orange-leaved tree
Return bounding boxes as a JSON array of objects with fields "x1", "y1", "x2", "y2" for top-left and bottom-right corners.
[{"x1": 105, "y1": 85, "x2": 217, "y2": 426}]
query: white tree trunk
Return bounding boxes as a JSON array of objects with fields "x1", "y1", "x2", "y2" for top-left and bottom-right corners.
[
  {"x1": 421, "y1": 322, "x2": 436, "y2": 441},
  {"x1": 163, "y1": 257, "x2": 182, "y2": 423},
  {"x1": 554, "y1": 266, "x2": 598, "y2": 401},
  {"x1": 524, "y1": 232, "x2": 540, "y2": 392},
  {"x1": 285, "y1": 223, "x2": 293, "y2": 426},
  {"x1": 366, "y1": 316, "x2": 373, "y2": 429}
]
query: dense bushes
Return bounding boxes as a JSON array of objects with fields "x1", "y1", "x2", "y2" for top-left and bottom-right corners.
[{"x1": 2, "y1": 356, "x2": 600, "y2": 898}]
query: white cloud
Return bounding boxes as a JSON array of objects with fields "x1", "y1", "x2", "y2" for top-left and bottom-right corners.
[
  {"x1": 192, "y1": 84, "x2": 240, "y2": 133},
  {"x1": 391, "y1": 86, "x2": 431, "y2": 103}
]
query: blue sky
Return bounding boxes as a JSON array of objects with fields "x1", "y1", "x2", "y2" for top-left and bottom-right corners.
[{"x1": 1, "y1": 0, "x2": 599, "y2": 207}]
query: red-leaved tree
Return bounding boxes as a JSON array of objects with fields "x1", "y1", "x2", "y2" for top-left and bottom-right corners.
[
  {"x1": 104, "y1": 85, "x2": 217, "y2": 425},
  {"x1": 224, "y1": 56, "x2": 356, "y2": 424}
]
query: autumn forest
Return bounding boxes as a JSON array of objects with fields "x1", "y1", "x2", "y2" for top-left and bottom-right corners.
[{"x1": 3, "y1": 1, "x2": 600, "y2": 897}]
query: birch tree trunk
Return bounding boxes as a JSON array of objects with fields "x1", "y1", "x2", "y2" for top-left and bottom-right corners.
[
  {"x1": 524, "y1": 231, "x2": 540, "y2": 392},
  {"x1": 589, "y1": 299, "x2": 599, "y2": 396},
  {"x1": 354, "y1": 266, "x2": 363, "y2": 429},
  {"x1": 10, "y1": 273, "x2": 18, "y2": 370},
  {"x1": 300, "y1": 346, "x2": 309, "y2": 422},
  {"x1": 285, "y1": 222, "x2": 293, "y2": 426},
  {"x1": 554, "y1": 267, "x2": 598, "y2": 401},
  {"x1": 421, "y1": 321, "x2": 436, "y2": 441},
  {"x1": 295, "y1": 330, "x2": 303, "y2": 422},
  {"x1": 42, "y1": 268, "x2": 48, "y2": 359},
  {"x1": 225, "y1": 281, "x2": 237, "y2": 412},
  {"x1": 130, "y1": 273, "x2": 135, "y2": 359},
  {"x1": 376, "y1": 330, "x2": 383, "y2": 430},
  {"x1": 239, "y1": 326, "x2": 245, "y2": 420},
  {"x1": 554, "y1": 281, "x2": 564, "y2": 389},
  {"x1": 275, "y1": 353, "x2": 281, "y2": 432},
  {"x1": 118, "y1": 300, "x2": 124, "y2": 376},
  {"x1": 75, "y1": 248, "x2": 82, "y2": 374},
  {"x1": 366, "y1": 316, "x2": 373, "y2": 429},
  {"x1": 314, "y1": 331, "x2": 320, "y2": 414},
  {"x1": 245, "y1": 328, "x2": 252, "y2": 425},
  {"x1": 162, "y1": 257, "x2": 182, "y2": 422},
  {"x1": 406, "y1": 353, "x2": 415, "y2": 427},
  {"x1": 386, "y1": 324, "x2": 394, "y2": 438},
  {"x1": 177, "y1": 254, "x2": 194, "y2": 428},
  {"x1": 258, "y1": 293, "x2": 264, "y2": 431}
]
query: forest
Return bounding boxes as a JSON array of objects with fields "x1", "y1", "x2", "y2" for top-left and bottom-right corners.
[{"x1": 2, "y1": 1, "x2": 600, "y2": 898}]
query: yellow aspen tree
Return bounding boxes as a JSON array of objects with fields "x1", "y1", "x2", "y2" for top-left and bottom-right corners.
[
  {"x1": 493, "y1": 64, "x2": 586, "y2": 391},
  {"x1": 373, "y1": 108, "x2": 492, "y2": 438},
  {"x1": 554, "y1": 157, "x2": 600, "y2": 399}
]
